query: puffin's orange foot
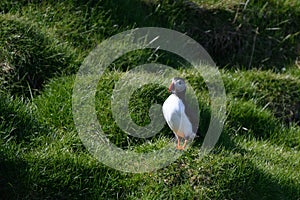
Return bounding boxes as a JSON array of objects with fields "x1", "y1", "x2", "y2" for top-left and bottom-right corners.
[{"x1": 176, "y1": 145, "x2": 185, "y2": 150}]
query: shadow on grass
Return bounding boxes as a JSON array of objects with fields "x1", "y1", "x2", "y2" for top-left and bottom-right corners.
[
  {"x1": 0, "y1": 150, "x2": 138, "y2": 199},
  {"x1": 3, "y1": 0, "x2": 299, "y2": 70},
  {"x1": 99, "y1": 0, "x2": 300, "y2": 69},
  {"x1": 0, "y1": 152, "x2": 29, "y2": 200},
  {"x1": 0, "y1": 16, "x2": 77, "y2": 97}
]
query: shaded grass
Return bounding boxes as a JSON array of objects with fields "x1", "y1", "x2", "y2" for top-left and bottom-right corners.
[
  {"x1": 141, "y1": 0, "x2": 300, "y2": 69},
  {"x1": 0, "y1": 14, "x2": 78, "y2": 97},
  {"x1": 1, "y1": 0, "x2": 299, "y2": 72}
]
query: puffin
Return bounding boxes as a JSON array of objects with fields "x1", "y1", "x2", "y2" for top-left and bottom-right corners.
[{"x1": 162, "y1": 77, "x2": 198, "y2": 150}]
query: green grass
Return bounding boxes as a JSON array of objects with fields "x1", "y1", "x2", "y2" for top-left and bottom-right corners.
[{"x1": 1, "y1": 0, "x2": 300, "y2": 199}]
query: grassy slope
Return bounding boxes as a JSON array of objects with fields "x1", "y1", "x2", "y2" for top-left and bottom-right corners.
[{"x1": 0, "y1": 0, "x2": 300, "y2": 199}]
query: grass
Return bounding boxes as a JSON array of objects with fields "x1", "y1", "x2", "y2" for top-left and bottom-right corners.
[{"x1": 1, "y1": 0, "x2": 300, "y2": 199}]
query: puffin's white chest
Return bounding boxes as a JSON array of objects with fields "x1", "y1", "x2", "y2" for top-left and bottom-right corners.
[{"x1": 162, "y1": 94, "x2": 194, "y2": 140}]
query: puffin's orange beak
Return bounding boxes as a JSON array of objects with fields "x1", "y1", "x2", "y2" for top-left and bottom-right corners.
[{"x1": 168, "y1": 82, "x2": 174, "y2": 93}]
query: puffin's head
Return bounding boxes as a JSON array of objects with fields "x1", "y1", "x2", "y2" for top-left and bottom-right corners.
[{"x1": 168, "y1": 77, "x2": 186, "y2": 94}]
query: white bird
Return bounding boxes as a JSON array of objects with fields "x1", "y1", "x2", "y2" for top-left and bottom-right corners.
[{"x1": 162, "y1": 77, "x2": 198, "y2": 150}]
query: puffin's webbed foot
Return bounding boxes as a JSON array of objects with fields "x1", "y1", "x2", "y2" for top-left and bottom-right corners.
[{"x1": 176, "y1": 138, "x2": 187, "y2": 150}]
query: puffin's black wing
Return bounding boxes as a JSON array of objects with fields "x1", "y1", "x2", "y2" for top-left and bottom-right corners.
[{"x1": 184, "y1": 99, "x2": 199, "y2": 134}]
